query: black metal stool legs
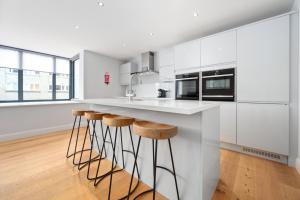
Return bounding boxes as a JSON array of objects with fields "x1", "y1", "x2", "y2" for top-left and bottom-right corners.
[
  {"x1": 128, "y1": 138, "x2": 180, "y2": 200},
  {"x1": 78, "y1": 119, "x2": 105, "y2": 170},
  {"x1": 66, "y1": 116, "x2": 77, "y2": 158},
  {"x1": 168, "y1": 139, "x2": 180, "y2": 200},
  {"x1": 72, "y1": 116, "x2": 82, "y2": 165},
  {"x1": 153, "y1": 139, "x2": 158, "y2": 200},
  {"x1": 127, "y1": 136, "x2": 142, "y2": 200},
  {"x1": 93, "y1": 126, "x2": 120, "y2": 184},
  {"x1": 108, "y1": 127, "x2": 119, "y2": 200}
]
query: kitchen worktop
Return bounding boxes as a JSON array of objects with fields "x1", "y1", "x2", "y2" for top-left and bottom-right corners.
[
  {"x1": 81, "y1": 98, "x2": 220, "y2": 200},
  {"x1": 78, "y1": 98, "x2": 219, "y2": 115}
]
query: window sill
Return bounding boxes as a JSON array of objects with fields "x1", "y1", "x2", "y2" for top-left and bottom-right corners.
[{"x1": 0, "y1": 100, "x2": 80, "y2": 108}]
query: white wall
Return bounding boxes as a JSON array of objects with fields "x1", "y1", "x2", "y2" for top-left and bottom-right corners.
[
  {"x1": 80, "y1": 50, "x2": 123, "y2": 99},
  {"x1": 0, "y1": 103, "x2": 87, "y2": 141}
]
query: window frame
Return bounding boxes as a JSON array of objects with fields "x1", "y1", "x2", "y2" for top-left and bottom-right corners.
[{"x1": 0, "y1": 45, "x2": 75, "y2": 103}]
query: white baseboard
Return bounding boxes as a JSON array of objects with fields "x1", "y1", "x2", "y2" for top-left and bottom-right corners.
[
  {"x1": 0, "y1": 123, "x2": 84, "y2": 142},
  {"x1": 296, "y1": 158, "x2": 300, "y2": 174}
]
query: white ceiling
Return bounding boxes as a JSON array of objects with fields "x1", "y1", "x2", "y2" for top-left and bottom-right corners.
[{"x1": 0, "y1": 0, "x2": 294, "y2": 60}]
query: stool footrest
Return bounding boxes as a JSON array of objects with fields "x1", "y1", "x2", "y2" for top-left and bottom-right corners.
[
  {"x1": 78, "y1": 155, "x2": 107, "y2": 170},
  {"x1": 66, "y1": 148, "x2": 93, "y2": 158},
  {"x1": 117, "y1": 178, "x2": 140, "y2": 200},
  {"x1": 156, "y1": 165, "x2": 175, "y2": 176},
  {"x1": 74, "y1": 154, "x2": 100, "y2": 167},
  {"x1": 122, "y1": 149, "x2": 135, "y2": 156},
  {"x1": 94, "y1": 168, "x2": 123, "y2": 185},
  {"x1": 133, "y1": 189, "x2": 154, "y2": 200}
]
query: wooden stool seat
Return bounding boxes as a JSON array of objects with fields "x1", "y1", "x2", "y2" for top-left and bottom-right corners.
[
  {"x1": 133, "y1": 120, "x2": 177, "y2": 140},
  {"x1": 103, "y1": 115, "x2": 134, "y2": 127},
  {"x1": 84, "y1": 112, "x2": 108, "y2": 120},
  {"x1": 72, "y1": 109, "x2": 94, "y2": 116}
]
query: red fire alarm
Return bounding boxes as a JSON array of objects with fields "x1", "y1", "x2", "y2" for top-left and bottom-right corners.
[{"x1": 104, "y1": 72, "x2": 110, "y2": 85}]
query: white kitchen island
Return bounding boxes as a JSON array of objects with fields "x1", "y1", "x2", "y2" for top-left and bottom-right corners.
[{"x1": 79, "y1": 98, "x2": 220, "y2": 200}]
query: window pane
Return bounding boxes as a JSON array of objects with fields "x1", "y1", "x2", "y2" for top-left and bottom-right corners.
[
  {"x1": 56, "y1": 58, "x2": 70, "y2": 99},
  {"x1": 0, "y1": 67, "x2": 18, "y2": 101},
  {"x1": 56, "y1": 58, "x2": 70, "y2": 74},
  {"x1": 23, "y1": 53, "x2": 53, "y2": 72},
  {"x1": 74, "y1": 59, "x2": 80, "y2": 99},
  {"x1": 56, "y1": 73, "x2": 70, "y2": 99},
  {"x1": 0, "y1": 48, "x2": 19, "y2": 69},
  {"x1": 23, "y1": 70, "x2": 52, "y2": 100}
]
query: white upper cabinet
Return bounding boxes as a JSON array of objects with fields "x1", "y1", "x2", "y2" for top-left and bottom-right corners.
[
  {"x1": 201, "y1": 30, "x2": 237, "y2": 67},
  {"x1": 158, "y1": 47, "x2": 174, "y2": 67},
  {"x1": 237, "y1": 16, "x2": 290, "y2": 103},
  {"x1": 120, "y1": 62, "x2": 137, "y2": 74},
  {"x1": 119, "y1": 62, "x2": 137, "y2": 85},
  {"x1": 174, "y1": 39, "x2": 201, "y2": 71},
  {"x1": 159, "y1": 65, "x2": 175, "y2": 81},
  {"x1": 158, "y1": 48, "x2": 175, "y2": 81},
  {"x1": 237, "y1": 103, "x2": 289, "y2": 155}
]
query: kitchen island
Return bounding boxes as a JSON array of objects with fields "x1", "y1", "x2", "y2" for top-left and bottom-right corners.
[{"x1": 79, "y1": 98, "x2": 220, "y2": 200}]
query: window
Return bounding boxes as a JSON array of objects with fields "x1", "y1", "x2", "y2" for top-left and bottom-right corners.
[
  {"x1": 56, "y1": 58, "x2": 70, "y2": 99},
  {"x1": 23, "y1": 53, "x2": 54, "y2": 100},
  {"x1": 0, "y1": 48, "x2": 19, "y2": 101},
  {"x1": 74, "y1": 58, "x2": 80, "y2": 99},
  {"x1": 0, "y1": 45, "x2": 76, "y2": 103}
]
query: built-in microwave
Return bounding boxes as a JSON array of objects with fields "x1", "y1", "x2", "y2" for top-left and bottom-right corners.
[
  {"x1": 175, "y1": 73, "x2": 199, "y2": 100},
  {"x1": 201, "y1": 68, "x2": 235, "y2": 101}
]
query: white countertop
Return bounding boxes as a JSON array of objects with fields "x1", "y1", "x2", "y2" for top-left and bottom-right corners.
[{"x1": 78, "y1": 98, "x2": 219, "y2": 115}]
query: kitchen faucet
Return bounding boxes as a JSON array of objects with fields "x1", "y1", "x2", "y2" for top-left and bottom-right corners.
[{"x1": 126, "y1": 73, "x2": 139, "y2": 101}]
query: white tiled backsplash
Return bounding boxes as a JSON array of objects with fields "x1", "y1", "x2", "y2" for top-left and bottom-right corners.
[{"x1": 125, "y1": 81, "x2": 175, "y2": 98}]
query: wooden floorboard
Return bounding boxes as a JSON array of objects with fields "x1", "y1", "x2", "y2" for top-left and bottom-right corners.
[
  {"x1": 212, "y1": 149, "x2": 300, "y2": 200},
  {"x1": 0, "y1": 129, "x2": 300, "y2": 200}
]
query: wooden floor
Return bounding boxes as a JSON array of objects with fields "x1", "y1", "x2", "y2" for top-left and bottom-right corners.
[{"x1": 0, "y1": 130, "x2": 300, "y2": 200}]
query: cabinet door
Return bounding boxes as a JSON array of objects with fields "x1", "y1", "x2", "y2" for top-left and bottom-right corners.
[
  {"x1": 120, "y1": 63, "x2": 131, "y2": 74},
  {"x1": 220, "y1": 102, "x2": 237, "y2": 144},
  {"x1": 159, "y1": 65, "x2": 175, "y2": 81},
  {"x1": 201, "y1": 30, "x2": 236, "y2": 67},
  {"x1": 174, "y1": 39, "x2": 201, "y2": 71},
  {"x1": 120, "y1": 74, "x2": 131, "y2": 85},
  {"x1": 158, "y1": 48, "x2": 174, "y2": 67},
  {"x1": 237, "y1": 16, "x2": 289, "y2": 103},
  {"x1": 237, "y1": 103, "x2": 289, "y2": 155}
]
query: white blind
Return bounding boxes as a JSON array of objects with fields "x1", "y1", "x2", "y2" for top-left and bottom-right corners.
[
  {"x1": 23, "y1": 52, "x2": 53, "y2": 72},
  {"x1": 0, "y1": 48, "x2": 19, "y2": 69}
]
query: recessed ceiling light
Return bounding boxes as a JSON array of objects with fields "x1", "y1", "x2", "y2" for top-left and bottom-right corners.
[
  {"x1": 193, "y1": 11, "x2": 199, "y2": 17},
  {"x1": 98, "y1": 1, "x2": 104, "y2": 7},
  {"x1": 149, "y1": 32, "x2": 154, "y2": 36},
  {"x1": 74, "y1": 25, "x2": 80, "y2": 29}
]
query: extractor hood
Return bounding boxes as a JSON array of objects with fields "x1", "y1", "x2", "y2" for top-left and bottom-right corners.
[{"x1": 139, "y1": 51, "x2": 157, "y2": 75}]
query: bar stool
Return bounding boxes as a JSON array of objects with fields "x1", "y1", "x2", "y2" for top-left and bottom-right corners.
[
  {"x1": 77, "y1": 112, "x2": 110, "y2": 174},
  {"x1": 66, "y1": 109, "x2": 98, "y2": 166},
  {"x1": 127, "y1": 120, "x2": 180, "y2": 200},
  {"x1": 95, "y1": 114, "x2": 140, "y2": 199}
]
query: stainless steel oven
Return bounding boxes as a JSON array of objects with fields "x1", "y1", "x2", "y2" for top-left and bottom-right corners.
[
  {"x1": 175, "y1": 73, "x2": 199, "y2": 100},
  {"x1": 201, "y1": 68, "x2": 235, "y2": 101}
]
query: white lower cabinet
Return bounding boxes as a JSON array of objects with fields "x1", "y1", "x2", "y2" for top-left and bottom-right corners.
[
  {"x1": 237, "y1": 103, "x2": 289, "y2": 155},
  {"x1": 220, "y1": 102, "x2": 237, "y2": 144}
]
